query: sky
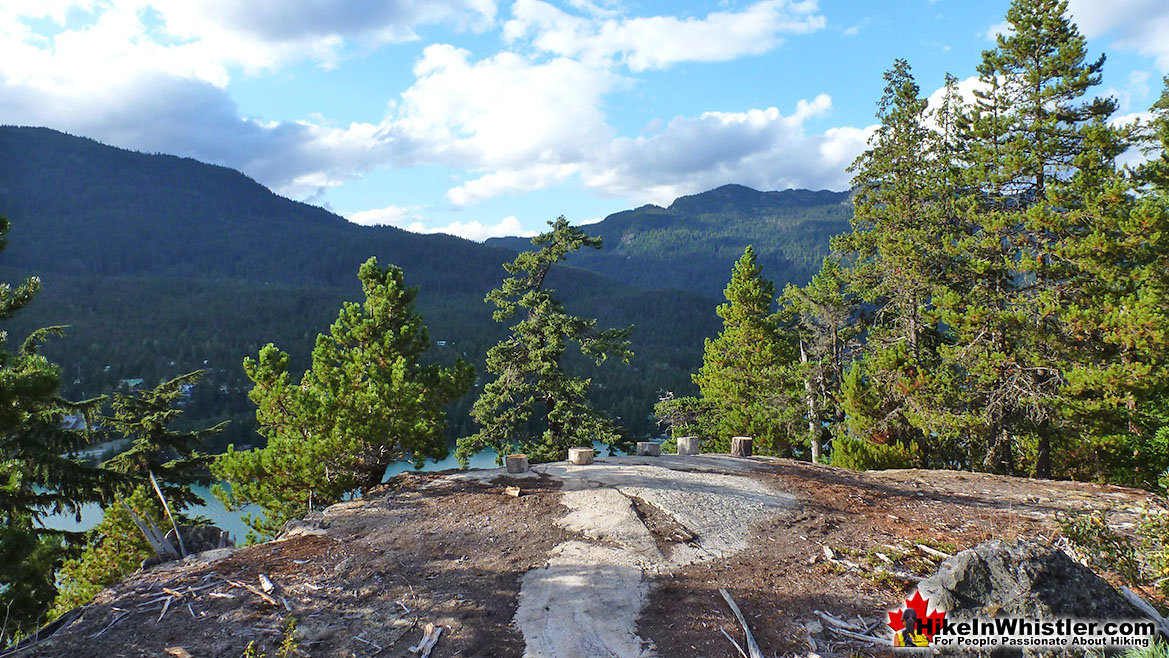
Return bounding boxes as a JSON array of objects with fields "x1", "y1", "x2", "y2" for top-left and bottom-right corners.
[{"x1": 2, "y1": 1, "x2": 1167, "y2": 241}]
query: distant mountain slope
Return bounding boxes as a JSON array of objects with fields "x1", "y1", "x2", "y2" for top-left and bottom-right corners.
[
  {"x1": 0, "y1": 126, "x2": 514, "y2": 289},
  {"x1": 488, "y1": 184, "x2": 852, "y2": 298},
  {"x1": 0, "y1": 126, "x2": 719, "y2": 443}
]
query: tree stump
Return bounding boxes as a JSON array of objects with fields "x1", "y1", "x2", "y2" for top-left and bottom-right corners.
[
  {"x1": 676, "y1": 436, "x2": 701, "y2": 455},
  {"x1": 506, "y1": 453, "x2": 529, "y2": 474},
  {"x1": 568, "y1": 447, "x2": 595, "y2": 465},
  {"x1": 731, "y1": 436, "x2": 753, "y2": 457},
  {"x1": 636, "y1": 441, "x2": 661, "y2": 456}
]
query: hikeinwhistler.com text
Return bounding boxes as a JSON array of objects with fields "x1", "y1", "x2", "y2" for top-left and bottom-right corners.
[{"x1": 923, "y1": 617, "x2": 1156, "y2": 649}]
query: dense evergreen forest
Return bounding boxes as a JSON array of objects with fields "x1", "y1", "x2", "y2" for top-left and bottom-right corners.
[
  {"x1": 0, "y1": 127, "x2": 848, "y2": 445},
  {"x1": 487, "y1": 184, "x2": 851, "y2": 298},
  {"x1": 4, "y1": 0, "x2": 1169, "y2": 642},
  {"x1": 659, "y1": 0, "x2": 1169, "y2": 493}
]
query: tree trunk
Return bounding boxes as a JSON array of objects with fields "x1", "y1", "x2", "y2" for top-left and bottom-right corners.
[
  {"x1": 801, "y1": 340, "x2": 822, "y2": 464},
  {"x1": 1035, "y1": 419, "x2": 1051, "y2": 479}
]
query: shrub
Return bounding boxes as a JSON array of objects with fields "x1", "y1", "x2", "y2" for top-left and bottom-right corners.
[{"x1": 830, "y1": 436, "x2": 917, "y2": 471}]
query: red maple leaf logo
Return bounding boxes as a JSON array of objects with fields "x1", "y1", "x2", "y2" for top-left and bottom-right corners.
[{"x1": 887, "y1": 590, "x2": 947, "y2": 641}]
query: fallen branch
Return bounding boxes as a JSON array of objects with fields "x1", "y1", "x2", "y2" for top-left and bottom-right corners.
[
  {"x1": 354, "y1": 634, "x2": 383, "y2": 652},
  {"x1": 409, "y1": 622, "x2": 443, "y2": 658},
  {"x1": 222, "y1": 578, "x2": 278, "y2": 606},
  {"x1": 86, "y1": 611, "x2": 129, "y2": 640},
  {"x1": 157, "y1": 596, "x2": 174, "y2": 623},
  {"x1": 814, "y1": 610, "x2": 864, "y2": 632},
  {"x1": 825, "y1": 625, "x2": 886, "y2": 644},
  {"x1": 1121, "y1": 586, "x2": 1169, "y2": 639},
  {"x1": 720, "y1": 627, "x2": 748, "y2": 658},
  {"x1": 916, "y1": 544, "x2": 952, "y2": 560},
  {"x1": 718, "y1": 588, "x2": 764, "y2": 658}
]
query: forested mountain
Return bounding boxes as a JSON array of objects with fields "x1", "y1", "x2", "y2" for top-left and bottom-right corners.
[
  {"x1": 0, "y1": 126, "x2": 723, "y2": 446},
  {"x1": 488, "y1": 184, "x2": 852, "y2": 298}
]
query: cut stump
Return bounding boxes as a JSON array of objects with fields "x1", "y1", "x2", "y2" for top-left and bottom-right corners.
[
  {"x1": 506, "y1": 453, "x2": 529, "y2": 474},
  {"x1": 731, "y1": 436, "x2": 753, "y2": 457},
  {"x1": 636, "y1": 442, "x2": 661, "y2": 457},
  {"x1": 677, "y1": 436, "x2": 701, "y2": 455},
  {"x1": 568, "y1": 447, "x2": 595, "y2": 465}
]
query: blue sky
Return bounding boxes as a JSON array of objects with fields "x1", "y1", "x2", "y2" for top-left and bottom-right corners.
[{"x1": 2, "y1": 1, "x2": 1166, "y2": 240}]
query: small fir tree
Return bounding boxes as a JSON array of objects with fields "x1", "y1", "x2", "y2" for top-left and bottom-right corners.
[
  {"x1": 693, "y1": 246, "x2": 801, "y2": 455},
  {"x1": 103, "y1": 370, "x2": 225, "y2": 512},
  {"x1": 214, "y1": 257, "x2": 473, "y2": 540}
]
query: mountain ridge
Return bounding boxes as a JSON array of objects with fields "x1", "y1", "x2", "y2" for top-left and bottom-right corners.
[
  {"x1": 487, "y1": 183, "x2": 851, "y2": 297},
  {"x1": 0, "y1": 126, "x2": 724, "y2": 442}
]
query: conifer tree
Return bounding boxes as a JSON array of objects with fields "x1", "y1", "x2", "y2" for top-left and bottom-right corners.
[
  {"x1": 0, "y1": 215, "x2": 120, "y2": 642},
  {"x1": 831, "y1": 59, "x2": 959, "y2": 465},
  {"x1": 214, "y1": 257, "x2": 473, "y2": 540},
  {"x1": 1056, "y1": 76, "x2": 1169, "y2": 485},
  {"x1": 48, "y1": 372, "x2": 230, "y2": 614},
  {"x1": 941, "y1": 0, "x2": 1121, "y2": 475},
  {"x1": 103, "y1": 371, "x2": 225, "y2": 512},
  {"x1": 457, "y1": 218, "x2": 632, "y2": 465},
  {"x1": 694, "y1": 246, "x2": 800, "y2": 455},
  {"x1": 778, "y1": 258, "x2": 862, "y2": 463}
]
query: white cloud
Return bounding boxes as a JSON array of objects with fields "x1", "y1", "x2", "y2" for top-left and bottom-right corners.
[
  {"x1": 0, "y1": 1, "x2": 498, "y2": 93},
  {"x1": 447, "y1": 163, "x2": 580, "y2": 206},
  {"x1": 390, "y1": 44, "x2": 621, "y2": 169},
  {"x1": 346, "y1": 204, "x2": 421, "y2": 226},
  {"x1": 0, "y1": 0, "x2": 864, "y2": 221},
  {"x1": 504, "y1": 0, "x2": 825, "y2": 71},
  {"x1": 982, "y1": 20, "x2": 1011, "y2": 41},
  {"x1": 579, "y1": 96, "x2": 874, "y2": 203},
  {"x1": 406, "y1": 215, "x2": 537, "y2": 241},
  {"x1": 1068, "y1": 0, "x2": 1169, "y2": 72}
]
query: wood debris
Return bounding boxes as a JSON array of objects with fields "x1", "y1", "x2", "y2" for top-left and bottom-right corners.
[
  {"x1": 409, "y1": 622, "x2": 444, "y2": 658},
  {"x1": 916, "y1": 543, "x2": 952, "y2": 560},
  {"x1": 719, "y1": 588, "x2": 764, "y2": 658}
]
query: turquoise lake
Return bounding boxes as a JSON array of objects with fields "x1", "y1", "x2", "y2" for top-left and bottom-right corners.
[{"x1": 43, "y1": 442, "x2": 610, "y2": 542}]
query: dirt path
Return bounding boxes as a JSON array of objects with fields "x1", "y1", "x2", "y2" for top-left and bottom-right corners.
[{"x1": 456, "y1": 456, "x2": 798, "y2": 658}]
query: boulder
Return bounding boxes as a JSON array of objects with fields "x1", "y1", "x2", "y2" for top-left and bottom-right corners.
[
  {"x1": 916, "y1": 540, "x2": 1147, "y2": 656},
  {"x1": 918, "y1": 540, "x2": 1140, "y2": 621}
]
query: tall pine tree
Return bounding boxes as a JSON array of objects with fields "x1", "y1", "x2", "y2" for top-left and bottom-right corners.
[
  {"x1": 694, "y1": 246, "x2": 801, "y2": 455},
  {"x1": 942, "y1": 0, "x2": 1120, "y2": 475},
  {"x1": 832, "y1": 59, "x2": 959, "y2": 466}
]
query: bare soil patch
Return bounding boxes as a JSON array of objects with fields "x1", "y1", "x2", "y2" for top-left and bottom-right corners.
[{"x1": 14, "y1": 473, "x2": 568, "y2": 658}]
